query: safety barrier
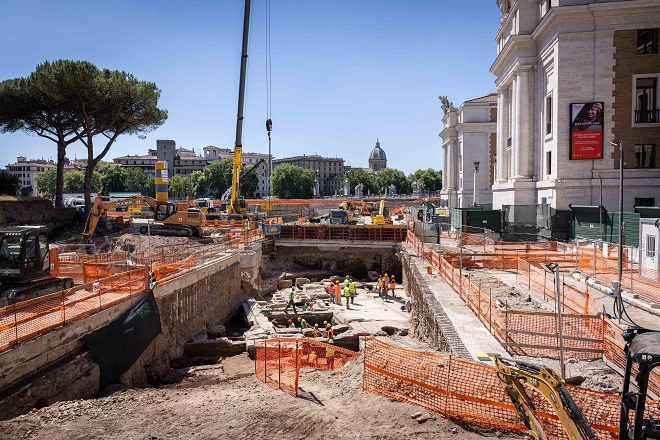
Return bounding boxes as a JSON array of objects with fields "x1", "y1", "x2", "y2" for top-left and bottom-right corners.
[
  {"x1": 277, "y1": 224, "x2": 407, "y2": 242},
  {"x1": 0, "y1": 266, "x2": 147, "y2": 352},
  {"x1": 405, "y1": 230, "x2": 660, "y2": 398},
  {"x1": 362, "y1": 337, "x2": 636, "y2": 439},
  {"x1": 255, "y1": 338, "x2": 360, "y2": 397},
  {"x1": 51, "y1": 251, "x2": 130, "y2": 284}
]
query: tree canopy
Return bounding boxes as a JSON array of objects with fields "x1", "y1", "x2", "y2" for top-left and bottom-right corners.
[
  {"x1": 168, "y1": 175, "x2": 189, "y2": 197},
  {"x1": 347, "y1": 168, "x2": 377, "y2": 195},
  {"x1": 376, "y1": 168, "x2": 410, "y2": 195},
  {"x1": 408, "y1": 168, "x2": 442, "y2": 193},
  {"x1": 144, "y1": 176, "x2": 156, "y2": 198},
  {"x1": 100, "y1": 164, "x2": 127, "y2": 192},
  {"x1": 271, "y1": 164, "x2": 314, "y2": 199},
  {"x1": 190, "y1": 171, "x2": 209, "y2": 198},
  {"x1": 63, "y1": 170, "x2": 101, "y2": 194},
  {"x1": 0, "y1": 60, "x2": 167, "y2": 210},
  {"x1": 34, "y1": 168, "x2": 57, "y2": 199},
  {"x1": 124, "y1": 167, "x2": 147, "y2": 192},
  {"x1": 0, "y1": 172, "x2": 21, "y2": 196}
]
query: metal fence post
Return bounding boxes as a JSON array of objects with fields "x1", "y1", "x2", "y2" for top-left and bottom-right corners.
[{"x1": 278, "y1": 340, "x2": 281, "y2": 390}]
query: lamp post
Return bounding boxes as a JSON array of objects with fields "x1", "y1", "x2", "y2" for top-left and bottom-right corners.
[
  {"x1": 541, "y1": 262, "x2": 565, "y2": 379},
  {"x1": 473, "y1": 161, "x2": 480, "y2": 207},
  {"x1": 596, "y1": 173, "x2": 603, "y2": 242},
  {"x1": 610, "y1": 140, "x2": 624, "y2": 305}
]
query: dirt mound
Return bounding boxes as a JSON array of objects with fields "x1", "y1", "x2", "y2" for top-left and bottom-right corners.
[{"x1": 0, "y1": 350, "x2": 519, "y2": 440}]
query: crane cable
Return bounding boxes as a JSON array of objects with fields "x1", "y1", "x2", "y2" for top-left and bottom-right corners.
[{"x1": 265, "y1": 0, "x2": 272, "y2": 121}]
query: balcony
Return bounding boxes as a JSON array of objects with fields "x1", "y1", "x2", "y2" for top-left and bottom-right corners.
[{"x1": 634, "y1": 109, "x2": 659, "y2": 123}]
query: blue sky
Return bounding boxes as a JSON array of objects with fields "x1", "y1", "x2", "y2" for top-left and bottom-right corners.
[{"x1": 1, "y1": 0, "x2": 501, "y2": 175}]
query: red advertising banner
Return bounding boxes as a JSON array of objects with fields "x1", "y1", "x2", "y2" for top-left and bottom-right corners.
[{"x1": 570, "y1": 102, "x2": 604, "y2": 159}]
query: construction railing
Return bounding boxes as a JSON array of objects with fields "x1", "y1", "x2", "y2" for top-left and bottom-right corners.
[
  {"x1": 277, "y1": 224, "x2": 407, "y2": 242},
  {"x1": 0, "y1": 266, "x2": 148, "y2": 353},
  {"x1": 51, "y1": 249, "x2": 130, "y2": 284},
  {"x1": 255, "y1": 338, "x2": 360, "y2": 397},
  {"x1": 363, "y1": 336, "x2": 641, "y2": 439},
  {"x1": 406, "y1": 230, "x2": 660, "y2": 398}
]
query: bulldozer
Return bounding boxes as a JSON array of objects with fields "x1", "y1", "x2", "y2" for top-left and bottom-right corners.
[{"x1": 0, "y1": 226, "x2": 73, "y2": 306}]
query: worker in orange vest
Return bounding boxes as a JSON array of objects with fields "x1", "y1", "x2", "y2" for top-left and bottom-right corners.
[{"x1": 333, "y1": 280, "x2": 342, "y2": 305}]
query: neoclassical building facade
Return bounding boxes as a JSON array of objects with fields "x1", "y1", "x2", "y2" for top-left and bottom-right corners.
[
  {"x1": 439, "y1": 94, "x2": 498, "y2": 208},
  {"x1": 491, "y1": 0, "x2": 660, "y2": 211}
]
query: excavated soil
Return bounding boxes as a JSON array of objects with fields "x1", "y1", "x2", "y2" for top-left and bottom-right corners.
[{"x1": 0, "y1": 343, "x2": 523, "y2": 440}]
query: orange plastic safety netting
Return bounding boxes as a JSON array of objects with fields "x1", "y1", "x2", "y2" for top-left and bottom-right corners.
[
  {"x1": 362, "y1": 337, "x2": 625, "y2": 439},
  {"x1": 151, "y1": 255, "x2": 196, "y2": 283},
  {"x1": 254, "y1": 338, "x2": 360, "y2": 397},
  {"x1": 0, "y1": 266, "x2": 148, "y2": 352}
]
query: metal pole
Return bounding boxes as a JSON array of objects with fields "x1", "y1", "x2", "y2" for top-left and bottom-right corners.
[
  {"x1": 597, "y1": 173, "x2": 603, "y2": 242},
  {"x1": 555, "y1": 265, "x2": 566, "y2": 379},
  {"x1": 459, "y1": 228, "x2": 463, "y2": 296},
  {"x1": 614, "y1": 140, "x2": 624, "y2": 301}
]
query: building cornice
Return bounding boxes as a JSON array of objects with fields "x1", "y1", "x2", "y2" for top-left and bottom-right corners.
[{"x1": 490, "y1": 35, "x2": 537, "y2": 78}]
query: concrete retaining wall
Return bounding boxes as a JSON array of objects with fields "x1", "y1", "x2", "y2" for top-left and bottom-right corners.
[
  {"x1": 398, "y1": 244, "x2": 471, "y2": 358},
  {"x1": 0, "y1": 252, "x2": 246, "y2": 420},
  {"x1": 119, "y1": 254, "x2": 243, "y2": 386}
]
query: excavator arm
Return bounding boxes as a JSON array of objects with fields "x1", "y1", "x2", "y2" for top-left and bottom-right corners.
[
  {"x1": 494, "y1": 356, "x2": 596, "y2": 440},
  {"x1": 82, "y1": 196, "x2": 161, "y2": 240}
]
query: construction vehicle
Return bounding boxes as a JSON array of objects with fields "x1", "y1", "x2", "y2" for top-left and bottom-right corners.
[
  {"x1": 194, "y1": 198, "x2": 223, "y2": 220},
  {"x1": 494, "y1": 355, "x2": 597, "y2": 440},
  {"x1": 495, "y1": 338, "x2": 660, "y2": 440},
  {"x1": 82, "y1": 195, "x2": 206, "y2": 240},
  {"x1": 336, "y1": 201, "x2": 360, "y2": 224},
  {"x1": 0, "y1": 226, "x2": 73, "y2": 306},
  {"x1": 620, "y1": 327, "x2": 660, "y2": 440},
  {"x1": 371, "y1": 200, "x2": 391, "y2": 225}
]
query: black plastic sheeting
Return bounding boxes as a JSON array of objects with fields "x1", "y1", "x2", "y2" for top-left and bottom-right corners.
[{"x1": 82, "y1": 291, "x2": 161, "y2": 389}]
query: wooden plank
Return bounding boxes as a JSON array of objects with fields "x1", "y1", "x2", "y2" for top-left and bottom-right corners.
[{"x1": 500, "y1": 342, "x2": 603, "y2": 354}]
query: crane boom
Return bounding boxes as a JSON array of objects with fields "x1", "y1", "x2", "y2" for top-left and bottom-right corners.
[{"x1": 228, "y1": 0, "x2": 251, "y2": 215}]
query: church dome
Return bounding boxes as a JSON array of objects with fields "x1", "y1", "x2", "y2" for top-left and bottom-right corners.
[{"x1": 369, "y1": 139, "x2": 386, "y2": 160}]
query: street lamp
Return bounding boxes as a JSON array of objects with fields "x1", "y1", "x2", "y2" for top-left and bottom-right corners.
[
  {"x1": 610, "y1": 140, "x2": 624, "y2": 303},
  {"x1": 540, "y1": 262, "x2": 565, "y2": 379},
  {"x1": 473, "y1": 161, "x2": 480, "y2": 207},
  {"x1": 596, "y1": 173, "x2": 603, "y2": 242}
]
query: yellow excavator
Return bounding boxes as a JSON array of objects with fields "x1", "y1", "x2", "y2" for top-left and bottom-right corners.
[
  {"x1": 82, "y1": 195, "x2": 206, "y2": 240},
  {"x1": 495, "y1": 339, "x2": 660, "y2": 440},
  {"x1": 371, "y1": 200, "x2": 391, "y2": 225}
]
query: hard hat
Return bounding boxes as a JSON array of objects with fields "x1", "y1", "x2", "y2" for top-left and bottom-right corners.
[
  {"x1": 346, "y1": 275, "x2": 349, "y2": 278},
  {"x1": 288, "y1": 319, "x2": 292, "y2": 323},
  {"x1": 384, "y1": 273, "x2": 388, "y2": 276},
  {"x1": 323, "y1": 321, "x2": 328, "y2": 325},
  {"x1": 297, "y1": 317, "x2": 301, "y2": 321},
  {"x1": 349, "y1": 279, "x2": 352, "y2": 282},
  {"x1": 314, "y1": 323, "x2": 318, "y2": 327},
  {"x1": 328, "y1": 339, "x2": 334, "y2": 344}
]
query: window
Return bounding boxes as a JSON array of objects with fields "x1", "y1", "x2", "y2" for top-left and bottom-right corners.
[
  {"x1": 637, "y1": 29, "x2": 658, "y2": 55},
  {"x1": 635, "y1": 197, "x2": 655, "y2": 207},
  {"x1": 646, "y1": 235, "x2": 656, "y2": 259},
  {"x1": 635, "y1": 77, "x2": 658, "y2": 123},
  {"x1": 635, "y1": 144, "x2": 656, "y2": 168},
  {"x1": 546, "y1": 151, "x2": 552, "y2": 175},
  {"x1": 545, "y1": 94, "x2": 552, "y2": 135}
]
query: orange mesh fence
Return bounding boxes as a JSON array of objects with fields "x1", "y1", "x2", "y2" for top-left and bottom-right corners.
[
  {"x1": 152, "y1": 255, "x2": 197, "y2": 283},
  {"x1": 255, "y1": 338, "x2": 359, "y2": 397},
  {"x1": 54, "y1": 251, "x2": 130, "y2": 284},
  {"x1": 502, "y1": 310, "x2": 603, "y2": 360},
  {"x1": 363, "y1": 337, "x2": 624, "y2": 439},
  {"x1": 0, "y1": 267, "x2": 147, "y2": 352}
]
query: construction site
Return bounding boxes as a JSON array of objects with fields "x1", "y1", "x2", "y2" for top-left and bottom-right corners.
[{"x1": 0, "y1": 192, "x2": 657, "y2": 440}]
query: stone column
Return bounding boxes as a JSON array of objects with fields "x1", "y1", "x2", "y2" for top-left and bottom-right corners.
[
  {"x1": 496, "y1": 88, "x2": 509, "y2": 182},
  {"x1": 514, "y1": 66, "x2": 531, "y2": 179},
  {"x1": 442, "y1": 145, "x2": 448, "y2": 190},
  {"x1": 446, "y1": 141, "x2": 454, "y2": 190},
  {"x1": 510, "y1": 75, "x2": 518, "y2": 181}
]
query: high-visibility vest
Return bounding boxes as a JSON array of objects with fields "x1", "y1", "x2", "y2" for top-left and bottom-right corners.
[
  {"x1": 289, "y1": 290, "x2": 295, "y2": 301},
  {"x1": 327, "y1": 328, "x2": 334, "y2": 338},
  {"x1": 326, "y1": 346, "x2": 335, "y2": 357},
  {"x1": 301, "y1": 319, "x2": 309, "y2": 328},
  {"x1": 334, "y1": 285, "x2": 341, "y2": 295},
  {"x1": 377, "y1": 278, "x2": 382, "y2": 288},
  {"x1": 349, "y1": 282, "x2": 355, "y2": 293},
  {"x1": 343, "y1": 285, "x2": 350, "y2": 296}
]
